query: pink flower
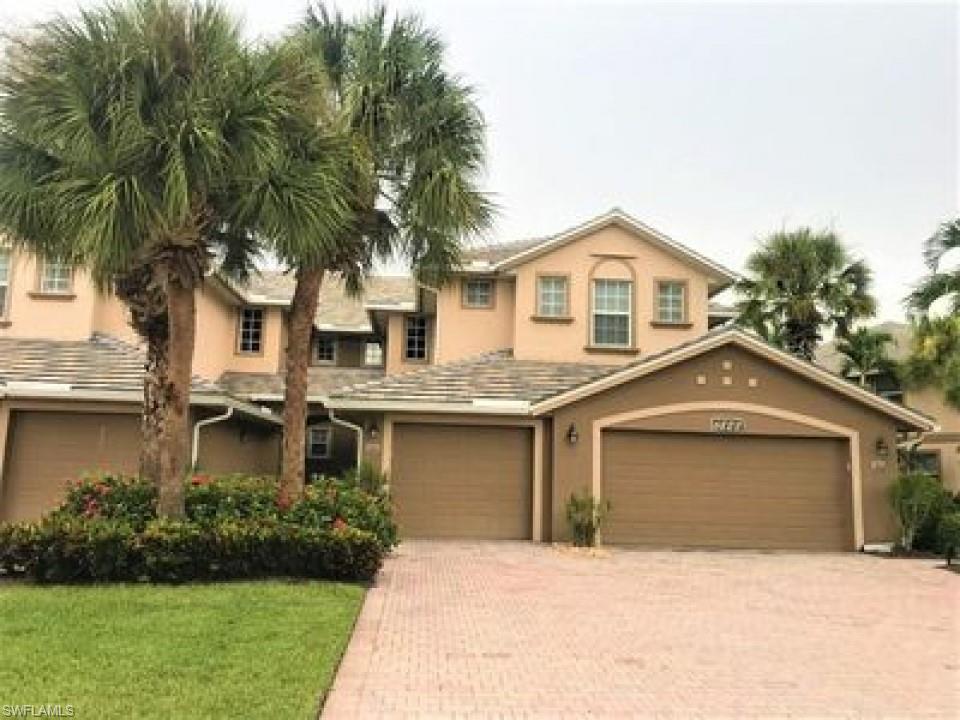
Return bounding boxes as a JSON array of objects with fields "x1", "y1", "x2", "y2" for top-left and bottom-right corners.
[{"x1": 333, "y1": 517, "x2": 348, "y2": 531}]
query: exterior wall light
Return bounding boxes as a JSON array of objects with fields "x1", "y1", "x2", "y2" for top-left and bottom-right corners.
[
  {"x1": 367, "y1": 422, "x2": 380, "y2": 441},
  {"x1": 566, "y1": 423, "x2": 579, "y2": 445},
  {"x1": 875, "y1": 437, "x2": 889, "y2": 459}
]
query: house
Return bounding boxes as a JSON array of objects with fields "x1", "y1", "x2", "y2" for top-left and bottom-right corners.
[
  {"x1": 0, "y1": 210, "x2": 936, "y2": 549},
  {"x1": 816, "y1": 321, "x2": 960, "y2": 493}
]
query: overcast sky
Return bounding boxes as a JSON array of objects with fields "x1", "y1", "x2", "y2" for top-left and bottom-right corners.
[{"x1": 3, "y1": 0, "x2": 957, "y2": 320}]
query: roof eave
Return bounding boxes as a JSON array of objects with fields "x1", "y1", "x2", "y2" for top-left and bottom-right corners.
[{"x1": 325, "y1": 397, "x2": 532, "y2": 415}]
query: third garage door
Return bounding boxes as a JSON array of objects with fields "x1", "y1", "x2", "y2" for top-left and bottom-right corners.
[
  {"x1": 602, "y1": 431, "x2": 853, "y2": 551},
  {"x1": 391, "y1": 423, "x2": 532, "y2": 539}
]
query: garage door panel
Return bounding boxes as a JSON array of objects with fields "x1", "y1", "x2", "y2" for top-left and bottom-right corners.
[
  {"x1": 391, "y1": 424, "x2": 532, "y2": 539},
  {"x1": 603, "y1": 431, "x2": 852, "y2": 550}
]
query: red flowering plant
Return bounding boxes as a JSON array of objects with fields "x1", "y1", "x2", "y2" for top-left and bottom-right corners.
[{"x1": 53, "y1": 474, "x2": 157, "y2": 530}]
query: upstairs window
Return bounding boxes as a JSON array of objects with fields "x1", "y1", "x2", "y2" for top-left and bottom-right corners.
[
  {"x1": 364, "y1": 342, "x2": 383, "y2": 366},
  {"x1": 39, "y1": 260, "x2": 73, "y2": 295},
  {"x1": 237, "y1": 308, "x2": 264, "y2": 354},
  {"x1": 462, "y1": 279, "x2": 493, "y2": 308},
  {"x1": 307, "y1": 425, "x2": 332, "y2": 459},
  {"x1": 656, "y1": 281, "x2": 686, "y2": 324},
  {"x1": 591, "y1": 279, "x2": 632, "y2": 347},
  {"x1": 537, "y1": 275, "x2": 569, "y2": 317},
  {"x1": 0, "y1": 249, "x2": 9, "y2": 317},
  {"x1": 405, "y1": 316, "x2": 428, "y2": 360},
  {"x1": 315, "y1": 336, "x2": 336, "y2": 364}
]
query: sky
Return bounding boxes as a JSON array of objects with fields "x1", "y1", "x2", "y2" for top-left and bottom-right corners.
[{"x1": 2, "y1": 0, "x2": 957, "y2": 320}]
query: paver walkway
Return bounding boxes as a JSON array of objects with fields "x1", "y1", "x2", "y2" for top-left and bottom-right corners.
[{"x1": 323, "y1": 541, "x2": 959, "y2": 718}]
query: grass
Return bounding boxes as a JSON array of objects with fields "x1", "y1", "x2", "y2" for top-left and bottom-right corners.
[{"x1": 0, "y1": 580, "x2": 364, "y2": 719}]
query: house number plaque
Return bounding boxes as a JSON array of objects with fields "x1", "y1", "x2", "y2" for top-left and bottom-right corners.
[{"x1": 710, "y1": 418, "x2": 746, "y2": 434}]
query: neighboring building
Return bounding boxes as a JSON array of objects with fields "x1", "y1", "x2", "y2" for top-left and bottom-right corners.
[
  {"x1": 0, "y1": 210, "x2": 936, "y2": 549},
  {"x1": 816, "y1": 321, "x2": 960, "y2": 493}
]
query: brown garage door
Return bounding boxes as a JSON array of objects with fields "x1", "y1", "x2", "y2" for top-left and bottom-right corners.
[
  {"x1": 1, "y1": 411, "x2": 140, "y2": 522},
  {"x1": 603, "y1": 431, "x2": 853, "y2": 550},
  {"x1": 391, "y1": 423, "x2": 532, "y2": 539}
]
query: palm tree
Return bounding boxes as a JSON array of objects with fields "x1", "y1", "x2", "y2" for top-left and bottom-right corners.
[
  {"x1": 0, "y1": 0, "x2": 352, "y2": 515},
  {"x1": 901, "y1": 316, "x2": 960, "y2": 409},
  {"x1": 735, "y1": 228, "x2": 876, "y2": 360},
  {"x1": 907, "y1": 218, "x2": 960, "y2": 315},
  {"x1": 272, "y1": 4, "x2": 493, "y2": 502},
  {"x1": 835, "y1": 327, "x2": 895, "y2": 388}
]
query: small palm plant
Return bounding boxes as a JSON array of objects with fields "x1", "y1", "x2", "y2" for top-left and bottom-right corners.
[
  {"x1": 835, "y1": 327, "x2": 895, "y2": 388},
  {"x1": 566, "y1": 491, "x2": 611, "y2": 547}
]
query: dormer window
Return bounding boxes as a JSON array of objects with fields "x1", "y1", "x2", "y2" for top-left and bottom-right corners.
[
  {"x1": 39, "y1": 260, "x2": 73, "y2": 295},
  {"x1": 462, "y1": 279, "x2": 493, "y2": 308},
  {"x1": 237, "y1": 307, "x2": 264, "y2": 354},
  {"x1": 656, "y1": 280, "x2": 687, "y2": 324},
  {"x1": 591, "y1": 279, "x2": 632, "y2": 347},
  {"x1": 315, "y1": 335, "x2": 336, "y2": 364}
]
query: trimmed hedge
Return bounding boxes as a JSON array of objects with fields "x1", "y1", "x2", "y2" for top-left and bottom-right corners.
[
  {"x1": 0, "y1": 471, "x2": 395, "y2": 583},
  {"x1": 0, "y1": 517, "x2": 382, "y2": 583}
]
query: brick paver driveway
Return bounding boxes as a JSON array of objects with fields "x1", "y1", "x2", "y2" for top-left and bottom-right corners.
[{"x1": 323, "y1": 542, "x2": 958, "y2": 719}]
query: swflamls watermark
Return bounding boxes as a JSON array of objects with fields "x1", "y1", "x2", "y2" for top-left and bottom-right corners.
[{"x1": 2, "y1": 706, "x2": 75, "y2": 717}]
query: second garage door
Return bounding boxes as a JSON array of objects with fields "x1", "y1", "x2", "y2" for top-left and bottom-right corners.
[
  {"x1": 1, "y1": 410, "x2": 140, "y2": 523},
  {"x1": 602, "y1": 431, "x2": 853, "y2": 551},
  {"x1": 391, "y1": 423, "x2": 532, "y2": 539}
]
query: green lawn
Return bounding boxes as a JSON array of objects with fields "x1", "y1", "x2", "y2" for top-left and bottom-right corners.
[{"x1": 0, "y1": 581, "x2": 364, "y2": 719}]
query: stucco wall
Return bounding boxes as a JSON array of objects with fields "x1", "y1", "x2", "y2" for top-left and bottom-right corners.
[
  {"x1": 195, "y1": 418, "x2": 281, "y2": 476},
  {"x1": 194, "y1": 291, "x2": 284, "y2": 381},
  {"x1": 434, "y1": 278, "x2": 515, "y2": 363},
  {"x1": 511, "y1": 224, "x2": 711, "y2": 364},
  {"x1": 385, "y1": 312, "x2": 435, "y2": 375},
  {"x1": 549, "y1": 344, "x2": 900, "y2": 545}
]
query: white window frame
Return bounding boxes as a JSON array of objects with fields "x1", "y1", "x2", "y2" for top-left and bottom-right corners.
[
  {"x1": 404, "y1": 315, "x2": 428, "y2": 361},
  {"x1": 237, "y1": 307, "x2": 264, "y2": 354},
  {"x1": 39, "y1": 259, "x2": 73, "y2": 295},
  {"x1": 364, "y1": 341, "x2": 383, "y2": 367},
  {"x1": 0, "y1": 248, "x2": 10, "y2": 318},
  {"x1": 537, "y1": 275, "x2": 569, "y2": 317},
  {"x1": 307, "y1": 425, "x2": 332, "y2": 459},
  {"x1": 462, "y1": 278, "x2": 494, "y2": 308},
  {"x1": 656, "y1": 280, "x2": 686, "y2": 324},
  {"x1": 591, "y1": 279, "x2": 633, "y2": 348},
  {"x1": 315, "y1": 335, "x2": 336, "y2": 364}
]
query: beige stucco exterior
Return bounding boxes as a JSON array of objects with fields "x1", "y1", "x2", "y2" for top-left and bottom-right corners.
[
  {"x1": 908, "y1": 386, "x2": 960, "y2": 492},
  {"x1": 434, "y1": 278, "x2": 515, "y2": 363}
]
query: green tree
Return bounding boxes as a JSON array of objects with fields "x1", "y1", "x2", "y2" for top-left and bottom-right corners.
[
  {"x1": 273, "y1": 4, "x2": 492, "y2": 502},
  {"x1": 901, "y1": 316, "x2": 960, "y2": 409},
  {"x1": 735, "y1": 228, "x2": 876, "y2": 360},
  {"x1": 0, "y1": 0, "x2": 352, "y2": 515},
  {"x1": 907, "y1": 218, "x2": 960, "y2": 315},
  {"x1": 835, "y1": 327, "x2": 895, "y2": 388}
]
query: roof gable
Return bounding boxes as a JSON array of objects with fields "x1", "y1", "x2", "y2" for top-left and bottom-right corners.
[{"x1": 464, "y1": 209, "x2": 739, "y2": 286}]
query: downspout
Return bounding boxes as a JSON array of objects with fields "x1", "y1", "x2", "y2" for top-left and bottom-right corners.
[
  {"x1": 328, "y1": 409, "x2": 364, "y2": 468},
  {"x1": 191, "y1": 406, "x2": 234, "y2": 470}
]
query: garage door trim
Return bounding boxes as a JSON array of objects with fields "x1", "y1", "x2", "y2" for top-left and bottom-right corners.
[{"x1": 591, "y1": 401, "x2": 863, "y2": 548}]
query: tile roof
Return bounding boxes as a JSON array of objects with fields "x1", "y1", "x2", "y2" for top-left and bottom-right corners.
[
  {"x1": 814, "y1": 322, "x2": 912, "y2": 375},
  {"x1": 0, "y1": 334, "x2": 219, "y2": 393},
  {"x1": 238, "y1": 272, "x2": 415, "y2": 331},
  {"x1": 462, "y1": 237, "x2": 549, "y2": 266},
  {"x1": 218, "y1": 367, "x2": 384, "y2": 400},
  {"x1": 330, "y1": 350, "x2": 621, "y2": 405}
]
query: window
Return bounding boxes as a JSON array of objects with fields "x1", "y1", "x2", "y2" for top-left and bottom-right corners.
[
  {"x1": 307, "y1": 425, "x2": 332, "y2": 459},
  {"x1": 405, "y1": 316, "x2": 428, "y2": 360},
  {"x1": 237, "y1": 308, "x2": 264, "y2": 353},
  {"x1": 364, "y1": 342, "x2": 383, "y2": 366},
  {"x1": 914, "y1": 451, "x2": 942, "y2": 480},
  {"x1": 0, "y1": 249, "x2": 9, "y2": 317},
  {"x1": 591, "y1": 279, "x2": 632, "y2": 347},
  {"x1": 537, "y1": 275, "x2": 569, "y2": 317},
  {"x1": 39, "y1": 260, "x2": 72, "y2": 295},
  {"x1": 462, "y1": 279, "x2": 494, "y2": 308},
  {"x1": 656, "y1": 281, "x2": 686, "y2": 324},
  {"x1": 315, "y1": 336, "x2": 336, "y2": 364}
]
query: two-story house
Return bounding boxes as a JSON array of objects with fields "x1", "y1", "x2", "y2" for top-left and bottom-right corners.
[
  {"x1": 0, "y1": 209, "x2": 935, "y2": 551},
  {"x1": 816, "y1": 321, "x2": 960, "y2": 493}
]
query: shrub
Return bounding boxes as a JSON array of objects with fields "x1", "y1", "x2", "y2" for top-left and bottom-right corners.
[
  {"x1": 341, "y1": 461, "x2": 389, "y2": 495},
  {"x1": 51, "y1": 472, "x2": 397, "y2": 550},
  {"x1": 888, "y1": 473, "x2": 945, "y2": 551},
  {"x1": 565, "y1": 491, "x2": 610, "y2": 547},
  {"x1": 0, "y1": 517, "x2": 383, "y2": 583},
  {"x1": 913, "y1": 489, "x2": 960, "y2": 553},
  {"x1": 939, "y1": 513, "x2": 960, "y2": 566}
]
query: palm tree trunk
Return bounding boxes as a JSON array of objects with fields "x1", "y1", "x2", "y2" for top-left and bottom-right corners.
[
  {"x1": 158, "y1": 279, "x2": 197, "y2": 518},
  {"x1": 279, "y1": 266, "x2": 324, "y2": 504},
  {"x1": 141, "y1": 340, "x2": 167, "y2": 483}
]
